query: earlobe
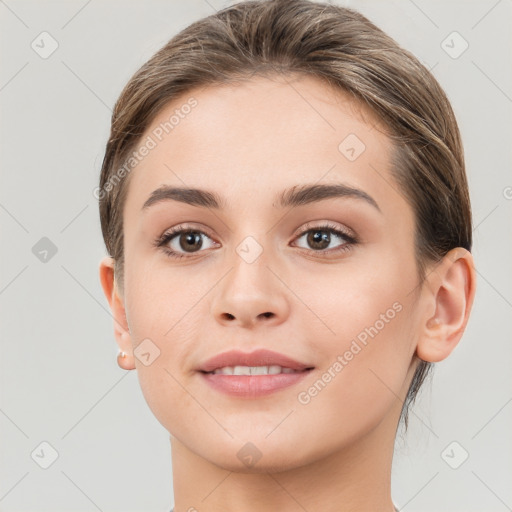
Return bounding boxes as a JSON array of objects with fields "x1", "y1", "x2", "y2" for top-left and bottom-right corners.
[
  {"x1": 99, "y1": 256, "x2": 135, "y2": 370},
  {"x1": 116, "y1": 332, "x2": 136, "y2": 371},
  {"x1": 416, "y1": 248, "x2": 476, "y2": 363}
]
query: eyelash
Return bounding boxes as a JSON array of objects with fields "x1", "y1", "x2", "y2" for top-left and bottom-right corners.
[{"x1": 153, "y1": 221, "x2": 358, "y2": 261}]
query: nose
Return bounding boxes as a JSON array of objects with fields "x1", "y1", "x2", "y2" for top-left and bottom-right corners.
[{"x1": 210, "y1": 248, "x2": 290, "y2": 329}]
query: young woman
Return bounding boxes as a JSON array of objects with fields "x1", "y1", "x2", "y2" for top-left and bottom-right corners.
[{"x1": 97, "y1": 1, "x2": 476, "y2": 510}]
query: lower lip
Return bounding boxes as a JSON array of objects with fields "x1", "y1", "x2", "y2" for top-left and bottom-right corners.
[{"x1": 200, "y1": 370, "x2": 312, "y2": 398}]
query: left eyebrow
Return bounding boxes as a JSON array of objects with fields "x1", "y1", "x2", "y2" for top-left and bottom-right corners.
[
  {"x1": 277, "y1": 183, "x2": 381, "y2": 212},
  {"x1": 141, "y1": 182, "x2": 381, "y2": 213}
]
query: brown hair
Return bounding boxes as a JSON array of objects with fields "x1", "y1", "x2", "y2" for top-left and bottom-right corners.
[{"x1": 98, "y1": 0, "x2": 472, "y2": 432}]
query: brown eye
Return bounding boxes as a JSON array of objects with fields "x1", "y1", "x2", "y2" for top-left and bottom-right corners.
[
  {"x1": 305, "y1": 230, "x2": 332, "y2": 250},
  {"x1": 176, "y1": 231, "x2": 204, "y2": 253},
  {"x1": 156, "y1": 226, "x2": 218, "y2": 260},
  {"x1": 292, "y1": 222, "x2": 358, "y2": 259},
  {"x1": 295, "y1": 227, "x2": 352, "y2": 252}
]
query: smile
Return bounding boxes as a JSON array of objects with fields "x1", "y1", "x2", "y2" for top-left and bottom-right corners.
[{"x1": 209, "y1": 365, "x2": 303, "y2": 375}]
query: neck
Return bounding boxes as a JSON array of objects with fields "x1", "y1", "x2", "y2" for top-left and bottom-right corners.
[{"x1": 170, "y1": 406, "x2": 399, "y2": 512}]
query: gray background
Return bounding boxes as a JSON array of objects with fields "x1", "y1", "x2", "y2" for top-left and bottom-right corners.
[{"x1": 0, "y1": 0, "x2": 511, "y2": 511}]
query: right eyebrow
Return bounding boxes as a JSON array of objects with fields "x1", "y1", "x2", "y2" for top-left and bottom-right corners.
[{"x1": 142, "y1": 186, "x2": 223, "y2": 211}]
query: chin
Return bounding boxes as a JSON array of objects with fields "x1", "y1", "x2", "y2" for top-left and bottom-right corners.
[
  {"x1": 194, "y1": 434, "x2": 318, "y2": 474},
  {"x1": 209, "y1": 452, "x2": 308, "y2": 474}
]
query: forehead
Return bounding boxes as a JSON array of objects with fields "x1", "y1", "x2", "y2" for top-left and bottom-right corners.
[{"x1": 123, "y1": 73, "x2": 398, "y2": 214}]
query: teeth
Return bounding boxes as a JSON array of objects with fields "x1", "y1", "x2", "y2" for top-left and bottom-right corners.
[
  {"x1": 268, "y1": 365, "x2": 282, "y2": 375},
  {"x1": 211, "y1": 365, "x2": 299, "y2": 375},
  {"x1": 234, "y1": 365, "x2": 251, "y2": 375}
]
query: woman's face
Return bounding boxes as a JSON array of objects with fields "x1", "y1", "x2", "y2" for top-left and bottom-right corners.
[{"x1": 118, "y1": 74, "x2": 426, "y2": 471}]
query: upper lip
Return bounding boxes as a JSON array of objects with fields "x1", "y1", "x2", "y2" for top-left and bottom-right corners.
[{"x1": 198, "y1": 349, "x2": 313, "y2": 373}]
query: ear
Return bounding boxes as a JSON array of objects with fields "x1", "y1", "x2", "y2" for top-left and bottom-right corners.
[
  {"x1": 99, "y1": 256, "x2": 135, "y2": 370},
  {"x1": 416, "y1": 248, "x2": 477, "y2": 363}
]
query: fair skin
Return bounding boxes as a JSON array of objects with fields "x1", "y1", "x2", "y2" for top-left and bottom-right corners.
[{"x1": 99, "y1": 74, "x2": 476, "y2": 512}]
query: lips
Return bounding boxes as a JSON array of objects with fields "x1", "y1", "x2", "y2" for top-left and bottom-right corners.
[
  {"x1": 197, "y1": 349, "x2": 315, "y2": 398},
  {"x1": 198, "y1": 348, "x2": 314, "y2": 373}
]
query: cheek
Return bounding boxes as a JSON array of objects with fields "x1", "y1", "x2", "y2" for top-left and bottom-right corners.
[
  {"x1": 291, "y1": 255, "x2": 417, "y2": 405},
  {"x1": 122, "y1": 261, "x2": 212, "y2": 416},
  {"x1": 124, "y1": 251, "x2": 204, "y2": 342},
  {"x1": 293, "y1": 251, "x2": 414, "y2": 346}
]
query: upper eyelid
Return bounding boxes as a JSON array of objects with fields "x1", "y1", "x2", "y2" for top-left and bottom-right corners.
[{"x1": 294, "y1": 221, "x2": 356, "y2": 239}]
